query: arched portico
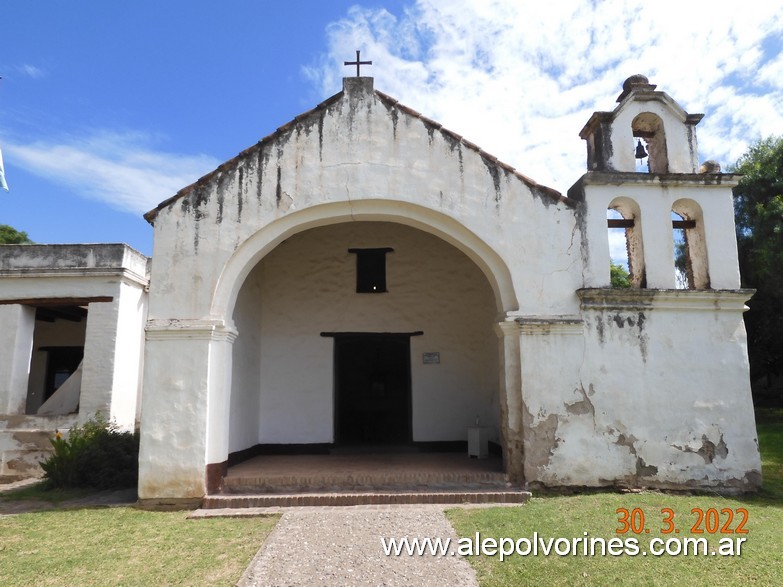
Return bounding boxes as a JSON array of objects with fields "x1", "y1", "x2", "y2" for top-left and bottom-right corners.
[{"x1": 201, "y1": 202, "x2": 524, "y2": 492}]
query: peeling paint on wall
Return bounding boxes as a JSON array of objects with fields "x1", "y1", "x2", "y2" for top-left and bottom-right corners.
[
  {"x1": 522, "y1": 401, "x2": 560, "y2": 472},
  {"x1": 565, "y1": 384, "x2": 596, "y2": 417},
  {"x1": 11, "y1": 430, "x2": 52, "y2": 450},
  {"x1": 278, "y1": 192, "x2": 293, "y2": 212},
  {"x1": 673, "y1": 434, "x2": 729, "y2": 464},
  {"x1": 612, "y1": 431, "x2": 659, "y2": 479},
  {"x1": 635, "y1": 457, "x2": 658, "y2": 477},
  {"x1": 615, "y1": 432, "x2": 637, "y2": 451}
]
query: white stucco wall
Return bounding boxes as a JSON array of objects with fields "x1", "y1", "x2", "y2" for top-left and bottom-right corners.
[
  {"x1": 229, "y1": 221, "x2": 499, "y2": 451},
  {"x1": 520, "y1": 289, "x2": 761, "y2": 491},
  {"x1": 139, "y1": 332, "x2": 217, "y2": 497},
  {"x1": 229, "y1": 274, "x2": 262, "y2": 452}
]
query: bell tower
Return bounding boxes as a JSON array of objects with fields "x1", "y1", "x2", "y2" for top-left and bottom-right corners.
[
  {"x1": 568, "y1": 75, "x2": 742, "y2": 290},
  {"x1": 579, "y1": 74, "x2": 704, "y2": 174}
]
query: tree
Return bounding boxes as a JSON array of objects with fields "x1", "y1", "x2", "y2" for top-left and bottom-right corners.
[
  {"x1": 0, "y1": 224, "x2": 33, "y2": 244},
  {"x1": 674, "y1": 238, "x2": 689, "y2": 289},
  {"x1": 732, "y1": 136, "x2": 783, "y2": 401},
  {"x1": 610, "y1": 263, "x2": 631, "y2": 288}
]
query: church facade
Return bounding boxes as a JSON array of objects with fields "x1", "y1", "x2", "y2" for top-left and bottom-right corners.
[{"x1": 0, "y1": 75, "x2": 762, "y2": 500}]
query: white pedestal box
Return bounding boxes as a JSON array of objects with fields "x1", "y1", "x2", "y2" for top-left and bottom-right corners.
[{"x1": 468, "y1": 426, "x2": 490, "y2": 458}]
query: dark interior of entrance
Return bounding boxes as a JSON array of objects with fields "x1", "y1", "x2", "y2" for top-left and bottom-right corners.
[{"x1": 334, "y1": 334, "x2": 412, "y2": 445}]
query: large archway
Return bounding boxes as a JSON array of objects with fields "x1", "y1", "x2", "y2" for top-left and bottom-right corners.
[
  {"x1": 227, "y1": 220, "x2": 502, "y2": 456},
  {"x1": 195, "y1": 200, "x2": 524, "y2": 491}
]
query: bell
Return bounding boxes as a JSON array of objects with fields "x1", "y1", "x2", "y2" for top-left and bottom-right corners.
[{"x1": 635, "y1": 139, "x2": 648, "y2": 160}]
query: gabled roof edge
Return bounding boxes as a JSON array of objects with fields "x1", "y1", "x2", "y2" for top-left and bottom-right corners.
[
  {"x1": 144, "y1": 85, "x2": 576, "y2": 225},
  {"x1": 143, "y1": 90, "x2": 346, "y2": 224},
  {"x1": 373, "y1": 90, "x2": 573, "y2": 208}
]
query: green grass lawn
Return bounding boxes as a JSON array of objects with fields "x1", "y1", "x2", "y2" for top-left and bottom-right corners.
[
  {"x1": 1, "y1": 412, "x2": 779, "y2": 586},
  {"x1": 447, "y1": 411, "x2": 783, "y2": 587},
  {"x1": 0, "y1": 506, "x2": 278, "y2": 586}
]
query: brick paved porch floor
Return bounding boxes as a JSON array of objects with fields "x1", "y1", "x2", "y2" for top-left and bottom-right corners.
[
  {"x1": 202, "y1": 452, "x2": 529, "y2": 508},
  {"x1": 223, "y1": 452, "x2": 506, "y2": 493}
]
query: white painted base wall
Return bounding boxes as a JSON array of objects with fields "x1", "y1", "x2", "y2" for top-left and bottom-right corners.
[{"x1": 520, "y1": 289, "x2": 761, "y2": 491}]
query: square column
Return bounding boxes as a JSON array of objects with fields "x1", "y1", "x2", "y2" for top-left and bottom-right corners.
[
  {"x1": 138, "y1": 319, "x2": 236, "y2": 505},
  {"x1": 0, "y1": 305, "x2": 36, "y2": 414},
  {"x1": 78, "y1": 300, "x2": 120, "y2": 421}
]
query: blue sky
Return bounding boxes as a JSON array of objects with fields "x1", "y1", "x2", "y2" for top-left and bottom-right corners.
[{"x1": 2, "y1": 1, "x2": 782, "y2": 257}]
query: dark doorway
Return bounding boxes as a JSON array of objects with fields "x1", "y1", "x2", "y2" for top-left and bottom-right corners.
[
  {"x1": 333, "y1": 334, "x2": 412, "y2": 445},
  {"x1": 42, "y1": 346, "x2": 84, "y2": 401}
]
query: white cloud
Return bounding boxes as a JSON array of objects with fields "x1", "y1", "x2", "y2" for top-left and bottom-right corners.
[
  {"x1": 308, "y1": 0, "x2": 783, "y2": 188},
  {"x1": 17, "y1": 64, "x2": 45, "y2": 79},
  {"x1": 6, "y1": 131, "x2": 220, "y2": 213}
]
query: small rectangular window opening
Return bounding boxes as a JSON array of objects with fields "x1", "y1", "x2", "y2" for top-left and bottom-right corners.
[{"x1": 349, "y1": 248, "x2": 393, "y2": 293}]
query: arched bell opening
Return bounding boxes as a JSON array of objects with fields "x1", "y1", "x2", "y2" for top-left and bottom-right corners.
[
  {"x1": 632, "y1": 112, "x2": 668, "y2": 174},
  {"x1": 607, "y1": 197, "x2": 646, "y2": 288},
  {"x1": 672, "y1": 199, "x2": 709, "y2": 290}
]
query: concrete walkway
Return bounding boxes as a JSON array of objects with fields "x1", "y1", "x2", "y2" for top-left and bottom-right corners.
[
  {"x1": 2, "y1": 479, "x2": 495, "y2": 585},
  {"x1": 235, "y1": 505, "x2": 479, "y2": 587}
]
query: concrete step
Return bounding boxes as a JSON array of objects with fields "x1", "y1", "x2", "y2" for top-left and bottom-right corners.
[
  {"x1": 202, "y1": 489, "x2": 531, "y2": 509},
  {"x1": 222, "y1": 471, "x2": 510, "y2": 494}
]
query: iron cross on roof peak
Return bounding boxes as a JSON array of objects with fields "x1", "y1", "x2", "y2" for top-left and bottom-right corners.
[{"x1": 344, "y1": 50, "x2": 372, "y2": 77}]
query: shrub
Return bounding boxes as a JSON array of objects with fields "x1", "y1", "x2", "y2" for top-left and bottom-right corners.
[
  {"x1": 73, "y1": 429, "x2": 140, "y2": 489},
  {"x1": 40, "y1": 415, "x2": 139, "y2": 490}
]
